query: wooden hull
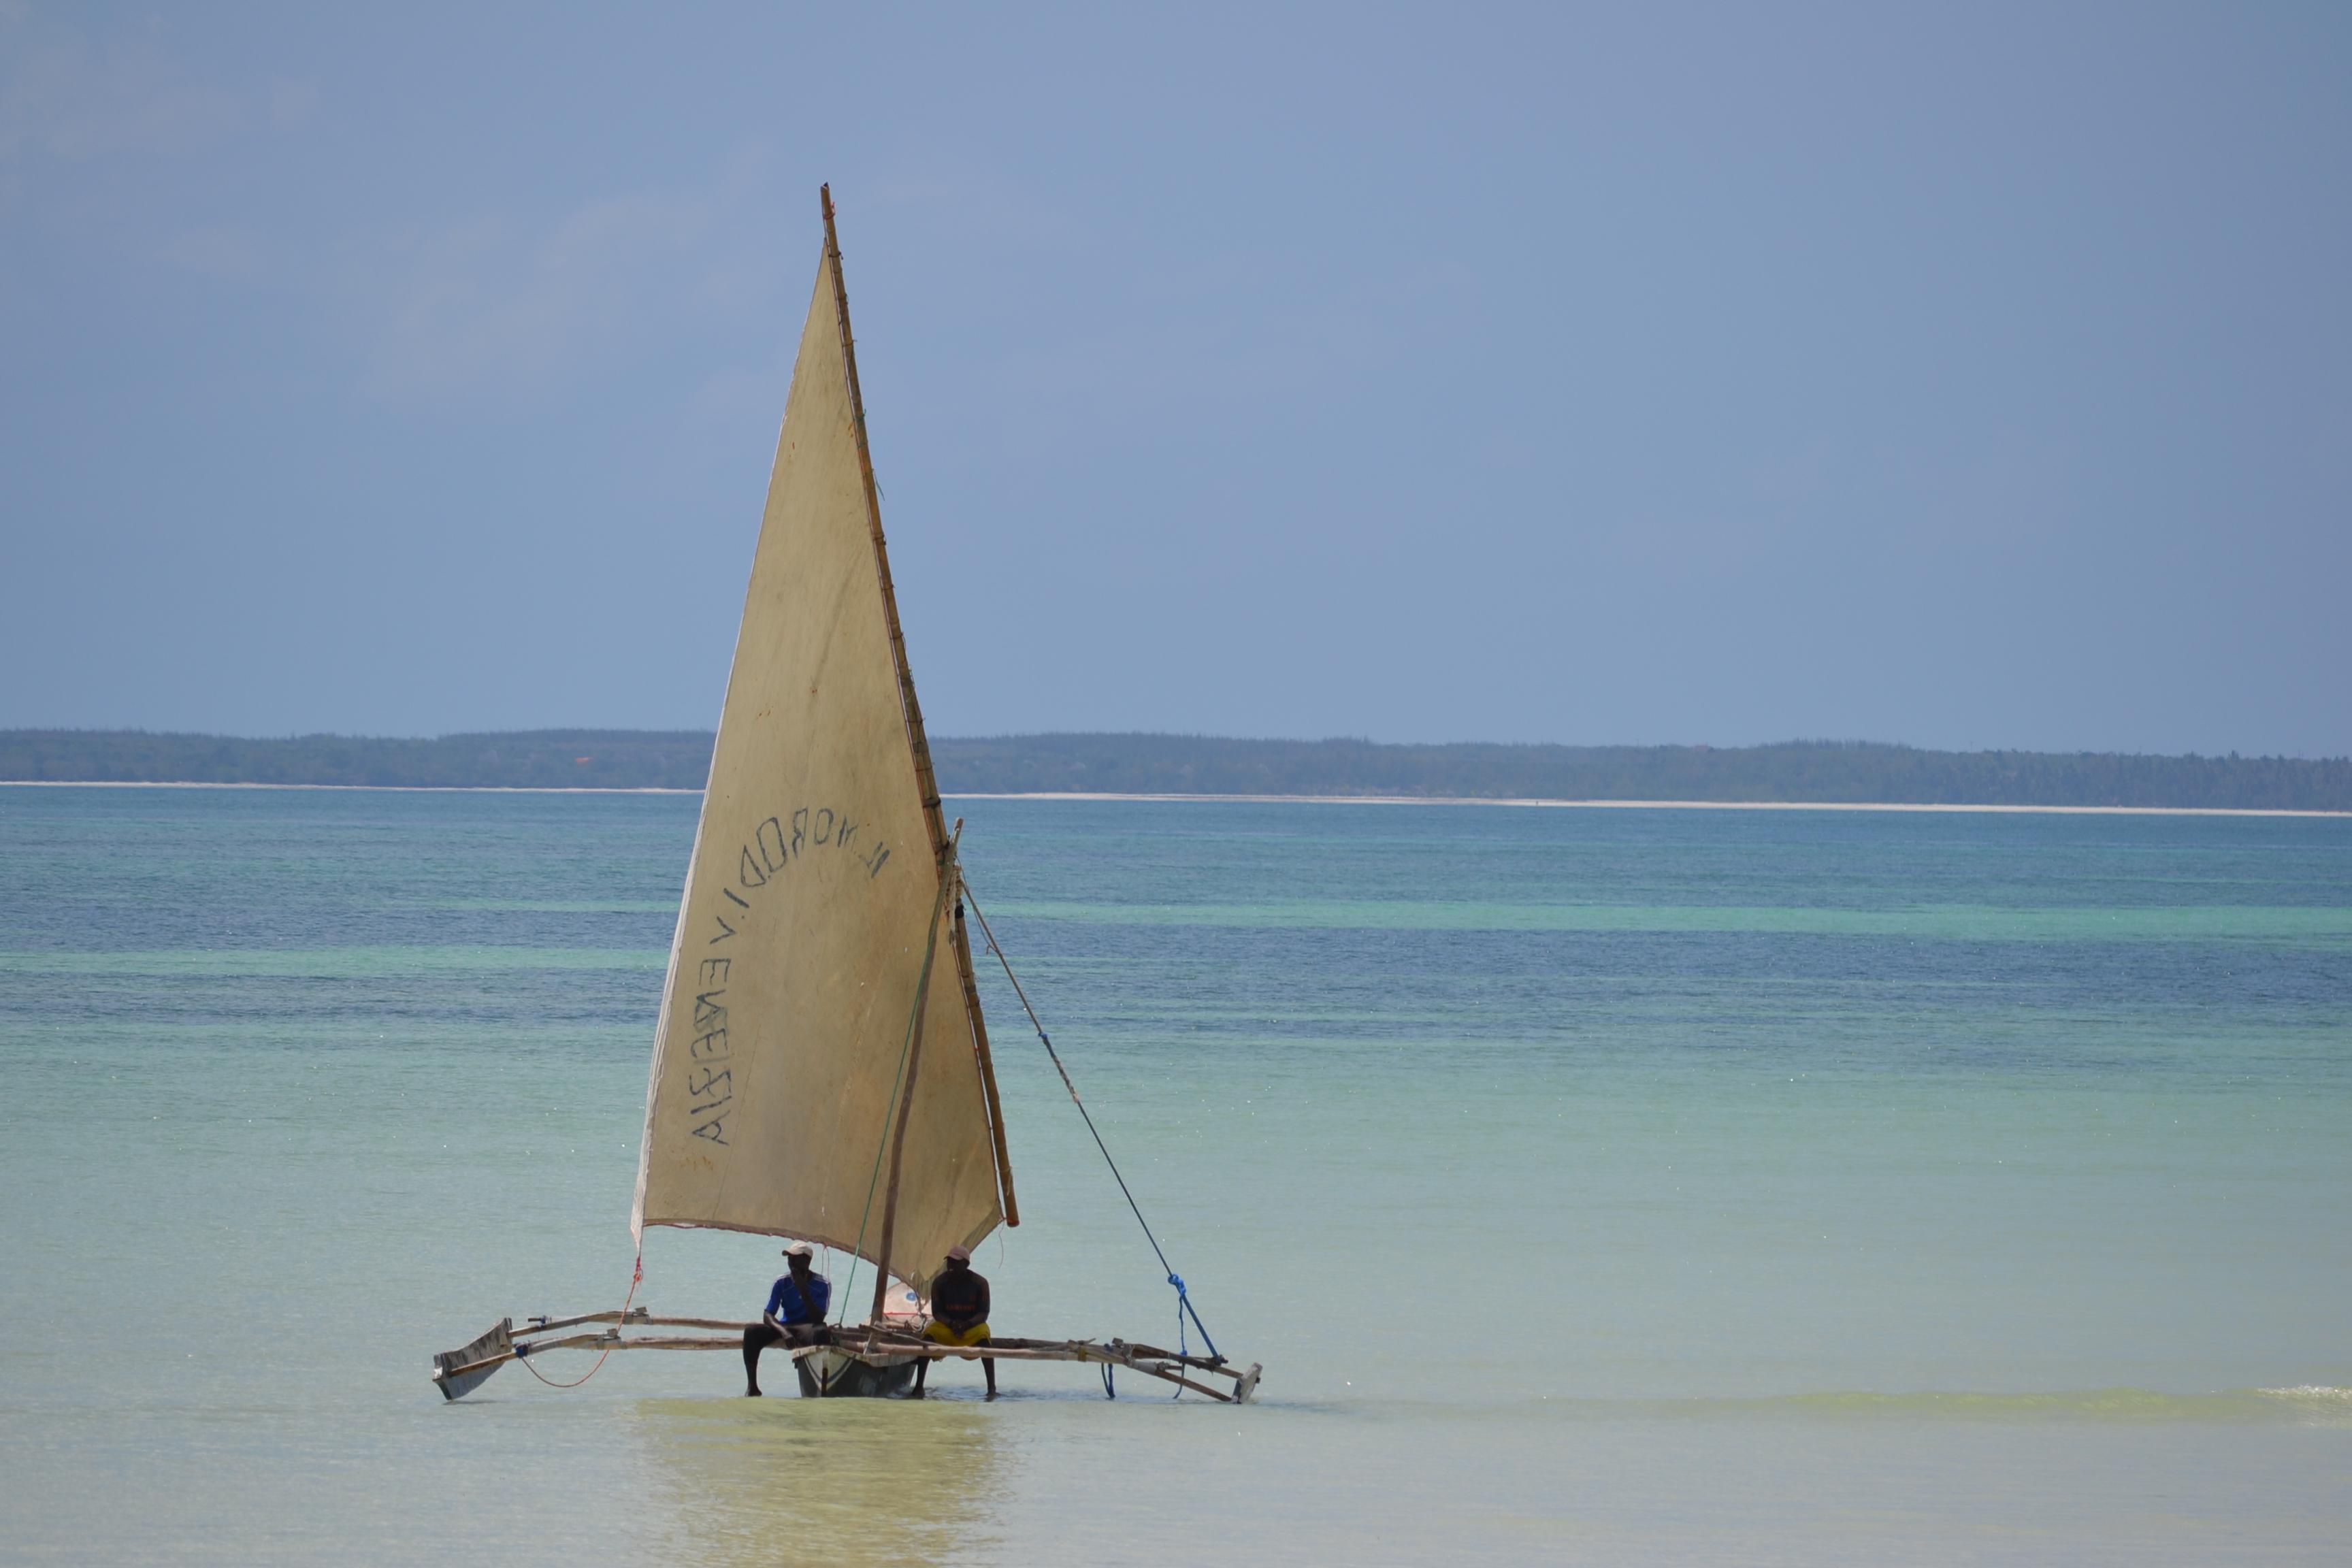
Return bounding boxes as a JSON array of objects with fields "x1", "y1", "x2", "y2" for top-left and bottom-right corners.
[{"x1": 791, "y1": 1345, "x2": 921, "y2": 1399}]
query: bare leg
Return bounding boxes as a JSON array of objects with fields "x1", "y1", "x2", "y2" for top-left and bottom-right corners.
[
  {"x1": 983, "y1": 1356, "x2": 996, "y2": 1399},
  {"x1": 742, "y1": 1323, "x2": 784, "y2": 1396}
]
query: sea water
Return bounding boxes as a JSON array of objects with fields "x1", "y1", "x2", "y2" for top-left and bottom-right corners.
[{"x1": 1, "y1": 787, "x2": 2347, "y2": 1564}]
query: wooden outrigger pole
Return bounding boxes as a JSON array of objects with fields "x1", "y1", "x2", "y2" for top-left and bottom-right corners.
[
  {"x1": 431, "y1": 1309, "x2": 1262, "y2": 1403},
  {"x1": 866, "y1": 827, "x2": 957, "y2": 1328}
]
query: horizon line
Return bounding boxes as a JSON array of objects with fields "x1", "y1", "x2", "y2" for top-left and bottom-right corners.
[
  {"x1": 2, "y1": 780, "x2": 2343, "y2": 819},
  {"x1": 3, "y1": 726, "x2": 2349, "y2": 763}
]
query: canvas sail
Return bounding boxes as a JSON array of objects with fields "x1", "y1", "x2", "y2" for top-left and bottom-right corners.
[{"x1": 632, "y1": 227, "x2": 1011, "y2": 1298}]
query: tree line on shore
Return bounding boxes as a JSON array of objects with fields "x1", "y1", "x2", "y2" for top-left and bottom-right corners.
[{"x1": 4, "y1": 729, "x2": 2347, "y2": 811}]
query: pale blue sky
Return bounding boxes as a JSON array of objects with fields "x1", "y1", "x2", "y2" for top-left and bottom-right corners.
[{"x1": 2, "y1": 2, "x2": 2346, "y2": 753}]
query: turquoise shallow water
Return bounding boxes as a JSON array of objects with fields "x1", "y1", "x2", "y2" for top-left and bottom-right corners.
[{"x1": 1, "y1": 787, "x2": 2348, "y2": 1563}]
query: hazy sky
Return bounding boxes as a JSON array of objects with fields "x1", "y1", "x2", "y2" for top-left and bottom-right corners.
[{"x1": 3, "y1": 3, "x2": 2346, "y2": 753}]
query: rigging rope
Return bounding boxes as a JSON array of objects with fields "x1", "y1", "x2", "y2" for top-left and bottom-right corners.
[
  {"x1": 518, "y1": 1252, "x2": 642, "y2": 1389},
  {"x1": 962, "y1": 885, "x2": 1225, "y2": 1373}
]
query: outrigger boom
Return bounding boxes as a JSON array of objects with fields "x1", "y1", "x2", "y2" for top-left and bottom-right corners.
[{"x1": 430, "y1": 1309, "x2": 1261, "y2": 1404}]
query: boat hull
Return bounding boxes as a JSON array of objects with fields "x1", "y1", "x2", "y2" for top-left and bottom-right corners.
[{"x1": 792, "y1": 1345, "x2": 921, "y2": 1399}]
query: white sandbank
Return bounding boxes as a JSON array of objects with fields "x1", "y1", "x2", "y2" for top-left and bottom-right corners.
[
  {"x1": 0, "y1": 780, "x2": 702, "y2": 794},
  {"x1": 1, "y1": 779, "x2": 2343, "y2": 817},
  {"x1": 951, "y1": 791, "x2": 2347, "y2": 817}
]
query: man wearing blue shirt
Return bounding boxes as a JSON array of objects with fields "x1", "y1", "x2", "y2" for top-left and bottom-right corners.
[{"x1": 742, "y1": 1240, "x2": 831, "y2": 1396}]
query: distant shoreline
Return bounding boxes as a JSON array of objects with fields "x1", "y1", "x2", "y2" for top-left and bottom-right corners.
[
  {"x1": 3, "y1": 779, "x2": 2342, "y2": 818},
  {"x1": 0, "y1": 779, "x2": 704, "y2": 795},
  {"x1": 7, "y1": 730, "x2": 2348, "y2": 811},
  {"x1": 954, "y1": 791, "x2": 2352, "y2": 819}
]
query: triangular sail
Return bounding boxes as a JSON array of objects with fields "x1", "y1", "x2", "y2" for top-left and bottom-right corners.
[{"x1": 633, "y1": 214, "x2": 1011, "y2": 1297}]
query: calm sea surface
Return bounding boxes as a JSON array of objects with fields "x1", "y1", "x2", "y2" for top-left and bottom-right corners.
[{"x1": 2, "y1": 787, "x2": 2348, "y2": 1564}]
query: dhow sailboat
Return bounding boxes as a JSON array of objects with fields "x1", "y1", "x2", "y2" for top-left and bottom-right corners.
[{"x1": 430, "y1": 187, "x2": 1257, "y2": 1405}]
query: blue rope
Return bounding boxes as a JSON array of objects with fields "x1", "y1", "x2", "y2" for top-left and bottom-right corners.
[
  {"x1": 1169, "y1": 1273, "x2": 1192, "y2": 1399},
  {"x1": 964, "y1": 888, "x2": 1226, "y2": 1371}
]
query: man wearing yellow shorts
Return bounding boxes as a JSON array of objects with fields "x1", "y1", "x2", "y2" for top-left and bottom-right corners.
[{"x1": 915, "y1": 1243, "x2": 994, "y2": 1399}]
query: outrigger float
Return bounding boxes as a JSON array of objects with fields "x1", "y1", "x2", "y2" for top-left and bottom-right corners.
[{"x1": 432, "y1": 187, "x2": 1257, "y2": 1405}]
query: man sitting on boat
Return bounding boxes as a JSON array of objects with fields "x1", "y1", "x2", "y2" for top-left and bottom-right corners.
[
  {"x1": 913, "y1": 1243, "x2": 995, "y2": 1399},
  {"x1": 742, "y1": 1240, "x2": 831, "y2": 1396}
]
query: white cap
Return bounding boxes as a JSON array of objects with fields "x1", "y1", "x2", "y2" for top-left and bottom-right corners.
[{"x1": 783, "y1": 1240, "x2": 815, "y2": 1258}]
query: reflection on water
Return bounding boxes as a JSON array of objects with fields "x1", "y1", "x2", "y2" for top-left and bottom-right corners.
[{"x1": 632, "y1": 1396, "x2": 1007, "y2": 1567}]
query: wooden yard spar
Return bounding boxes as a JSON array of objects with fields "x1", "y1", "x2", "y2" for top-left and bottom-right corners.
[
  {"x1": 430, "y1": 187, "x2": 1256, "y2": 1405},
  {"x1": 823, "y1": 186, "x2": 1019, "y2": 1235}
]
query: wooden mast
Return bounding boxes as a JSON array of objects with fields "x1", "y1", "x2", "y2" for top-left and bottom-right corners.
[
  {"x1": 819, "y1": 184, "x2": 1021, "y2": 1244},
  {"x1": 868, "y1": 840, "x2": 956, "y2": 1326}
]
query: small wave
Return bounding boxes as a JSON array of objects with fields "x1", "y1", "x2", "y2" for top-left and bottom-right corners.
[
  {"x1": 1456, "y1": 1386, "x2": 2352, "y2": 1426},
  {"x1": 2257, "y1": 1385, "x2": 2352, "y2": 1414},
  {"x1": 1763, "y1": 1387, "x2": 2352, "y2": 1424}
]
